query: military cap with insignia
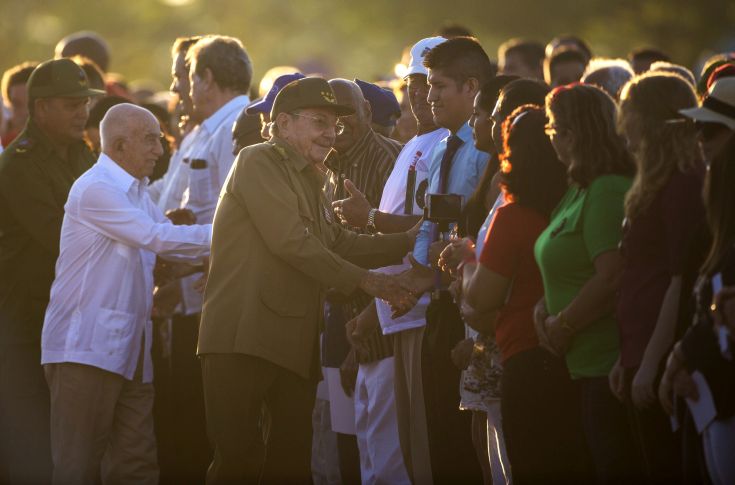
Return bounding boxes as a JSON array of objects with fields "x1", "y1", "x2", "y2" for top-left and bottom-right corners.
[
  {"x1": 27, "y1": 58, "x2": 106, "y2": 100},
  {"x1": 270, "y1": 77, "x2": 355, "y2": 119}
]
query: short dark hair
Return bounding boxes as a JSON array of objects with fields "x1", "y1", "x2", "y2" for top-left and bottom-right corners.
[
  {"x1": 437, "y1": 23, "x2": 474, "y2": 39},
  {"x1": 423, "y1": 37, "x2": 493, "y2": 88},
  {"x1": 187, "y1": 35, "x2": 252, "y2": 94},
  {"x1": 496, "y1": 78, "x2": 550, "y2": 122},
  {"x1": 546, "y1": 34, "x2": 592, "y2": 61},
  {"x1": 498, "y1": 39, "x2": 545, "y2": 70},
  {"x1": 477, "y1": 75, "x2": 520, "y2": 113},
  {"x1": 70, "y1": 55, "x2": 105, "y2": 90},
  {"x1": 628, "y1": 47, "x2": 670, "y2": 66},
  {"x1": 171, "y1": 36, "x2": 203, "y2": 56},
  {"x1": 55, "y1": 31, "x2": 110, "y2": 72},
  {"x1": 549, "y1": 48, "x2": 588, "y2": 73},
  {"x1": 2, "y1": 62, "x2": 38, "y2": 103},
  {"x1": 546, "y1": 83, "x2": 635, "y2": 187},
  {"x1": 499, "y1": 105, "x2": 568, "y2": 216}
]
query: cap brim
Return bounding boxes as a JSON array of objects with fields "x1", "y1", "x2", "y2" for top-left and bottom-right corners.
[
  {"x1": 245, "y1": 99, "x2": 269, "y2": 115},
  {"x1": 300, "y1": 102, "x2": 355, "y2": 116},
  {"x1": 680, "y1": 106, "x2": 735, "y2": 131},
  {"x1": 58, "y1": 88, "x2": 107, "y2": 98},
  {"x1": 404, "y1": 65, "x2": 428, "y2": 78}
]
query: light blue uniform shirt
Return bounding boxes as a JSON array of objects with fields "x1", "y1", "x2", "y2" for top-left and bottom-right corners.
[{"x1": 413, "y1": 121, "x2": 489, "y2": 266}]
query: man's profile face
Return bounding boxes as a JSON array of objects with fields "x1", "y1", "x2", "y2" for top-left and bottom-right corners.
[
  {"x1": 188, "y1": 63, "x2": 208, "y2": 119},
  {"x1": 170, "y1": 52, "x2": 193, "y2": 117},
  {"x1": 282, "y1": 107, "x2": 338, "y2": 164},
  {"x1": 427, "y1": 68, "x2": 471, "y2": 131},
  {"x1": 36, "y1": 96, "x2": 90, "y2": 143},
  {"x1": 123, "y1": 115, "x2": 164, "y2": 179},
  {"x1": 406, "y1": 74, "x2": 433, "y2": 127}
]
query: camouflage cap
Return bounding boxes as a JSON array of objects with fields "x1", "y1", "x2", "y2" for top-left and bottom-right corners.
[
  {"x1": 271, "y1": 77, "x2": 355, "y2": 119},
  {"x1": 27, "y1": 58, "x2": 106, "y2": 99}
]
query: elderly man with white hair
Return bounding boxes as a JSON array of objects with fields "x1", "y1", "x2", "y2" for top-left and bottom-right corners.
[{"x1": 40, "y1": 103, "x2": 212, "y2": 485}]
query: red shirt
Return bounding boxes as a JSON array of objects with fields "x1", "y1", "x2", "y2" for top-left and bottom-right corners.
[{"x1": 479, "y1": 202, "x2": 547, "y2": 362}]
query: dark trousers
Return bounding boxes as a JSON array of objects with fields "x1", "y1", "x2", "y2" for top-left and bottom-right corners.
[
  {"x1": 578, "y1": 376, "x2": 641, "y2": 484},
  {"x1": 622, "y1": 367, "x2": 682, "y2": 484},
  {"x1": 422, "y1": 292, "x2": 483, "y2": 484},
  {"x1": 336, "y1": 432, "x2": 361, "y2": 485},
  {"x1": 153, "y1": 314, "x2": 211, "y2": 485},
  {"x1": 201, "y1": 353, "x2": 317, "y2": 484},
  {"x1": 501, "y1": 347, "x2": 593, "y2": 484},
  {"x1": 0, "y1": 343, "x2": 52, "y2": 484}
]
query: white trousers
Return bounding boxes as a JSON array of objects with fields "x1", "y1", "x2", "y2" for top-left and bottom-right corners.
[{"x1": 355, "y1": 357, "x2": 411, "y2": 485}]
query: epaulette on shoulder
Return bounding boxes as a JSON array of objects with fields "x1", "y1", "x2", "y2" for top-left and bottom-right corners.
[
  {"x1": 270, "y1": 143, "x2": 288, "y2": 161},
  {"x1": 12, "y1": 138, "x2": 34, "y2": 155}
]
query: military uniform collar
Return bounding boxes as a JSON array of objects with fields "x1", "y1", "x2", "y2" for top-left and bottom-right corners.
[
  {"x1": 269, "y1": 137, "x2": 311, "y2": 172},
  {"x1": 18, "y1": 119, "x2": 90, "y2": 160}
]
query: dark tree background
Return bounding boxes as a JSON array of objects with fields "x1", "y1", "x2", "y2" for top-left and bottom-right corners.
[{"x1": 1, "y1": 0, "x2": 733, "y2": 89}]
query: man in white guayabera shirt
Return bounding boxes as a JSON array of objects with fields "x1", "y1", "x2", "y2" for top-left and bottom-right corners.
[{"x1": 40, "y1": 103, "x2": 212, "y2": 485}]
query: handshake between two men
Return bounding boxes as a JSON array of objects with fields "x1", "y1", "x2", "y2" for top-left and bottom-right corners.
[{"x1": 332, "y1": 179, "x2": 438, "y2": 341}]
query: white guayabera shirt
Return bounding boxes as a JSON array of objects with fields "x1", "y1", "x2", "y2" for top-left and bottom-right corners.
[{"x1": 41, "y1": 154, "x2": 212, "y2": 382}]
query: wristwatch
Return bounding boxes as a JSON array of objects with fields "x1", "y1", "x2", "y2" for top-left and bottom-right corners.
[{"x1": 366, "y1": 208, "x2": 379, "y2": 234}]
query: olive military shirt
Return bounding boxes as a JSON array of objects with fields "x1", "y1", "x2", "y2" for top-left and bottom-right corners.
[
  {"x1": 197, "y1": 137, "x2": 412, "y2": 379},
  {"x1": 0, "y1": 121, "x2": 95, "y2": 349}
]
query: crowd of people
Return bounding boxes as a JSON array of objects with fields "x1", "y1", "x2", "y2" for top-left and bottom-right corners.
[{"x1": 0, "y1": 24, "x2": 734, "y2": 485}]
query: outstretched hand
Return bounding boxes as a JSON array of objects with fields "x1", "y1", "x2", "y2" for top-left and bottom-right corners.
[{"x1": 360, "y1": 271, "x2": 417, "y2": 318}]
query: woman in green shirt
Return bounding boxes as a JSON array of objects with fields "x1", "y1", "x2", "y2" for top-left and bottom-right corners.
[{"x1": 534, "y1": 83, "x2": 639, "y2": 483}]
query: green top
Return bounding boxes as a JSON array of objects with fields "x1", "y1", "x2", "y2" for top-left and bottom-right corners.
[
  {"x1": 534, "y1": 174, "x2": 632, "y2": 379},
  {"x1": 0, "y1": 121, "x2": 95, "y2": 348}
]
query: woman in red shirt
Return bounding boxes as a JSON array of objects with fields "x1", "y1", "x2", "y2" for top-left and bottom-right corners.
[{"x1": 441, "y1": 105, "x2": 587, "y2": 483}]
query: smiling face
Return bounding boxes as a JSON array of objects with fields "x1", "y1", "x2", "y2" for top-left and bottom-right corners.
[
  {"x1": 122, "y1": 115, "x2": 164, "y2": 179},
  {"x1": 278, "y1": 107, "x2": 339, "y2": 164},
  {"x1": 406, "y1": 74, "x2": 433, "y2": 128},
  {"x1": 329, "y1": 79, "x2": 370, "y2": 153},
  {"x1": 426, "y1": 68, "x2": 475, "y2": 133}
]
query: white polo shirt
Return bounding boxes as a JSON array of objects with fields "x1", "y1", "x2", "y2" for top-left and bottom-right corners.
[{"x1": 375, "y1": 127, "x2": 448, "y2": 335}]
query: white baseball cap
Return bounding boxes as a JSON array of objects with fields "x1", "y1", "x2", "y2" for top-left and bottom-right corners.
[
  {"x1": 404, "y1": 36, "x2": 447, "y2": 78},
  {"x1": 680, "y1": 77, "x2": 735, "y2": 131}
]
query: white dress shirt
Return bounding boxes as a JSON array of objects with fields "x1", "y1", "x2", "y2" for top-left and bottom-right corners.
[
  {"x1": 374, "y1": 128, "x2": 448, "y2": 335},
  {"x1": 148, "y1": 126, "x2": 200, "y2": 212},
  {"x1": 179, "y1": 94, "x2": 249, "y2": 314},
  {"x1": 41, "y1": 154, "x2": 212, "y2": 382}
]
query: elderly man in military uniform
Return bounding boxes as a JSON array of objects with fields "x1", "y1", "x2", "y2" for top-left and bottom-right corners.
[
  {"x1": 0, "y1": 58, "x2": 104, "y2": 483},
  {"x1": 198, "y1": 77, "x2": 418, "y2": 484}
]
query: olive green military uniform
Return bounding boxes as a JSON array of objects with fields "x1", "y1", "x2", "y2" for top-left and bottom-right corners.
[
  {"x1": 197, "y1": 77, "x2": 412, "y2": 483},
  {"x1": 0, "y1": 58, "x2": 102, "y2": 484}
]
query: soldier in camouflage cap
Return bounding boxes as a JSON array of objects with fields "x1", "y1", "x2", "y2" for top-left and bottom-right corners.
[{"x1": 0, "y1": 58, "x2": 103, "y2": 483}]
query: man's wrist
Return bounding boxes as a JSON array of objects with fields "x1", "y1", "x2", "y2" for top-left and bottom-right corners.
[{"x1": 366, "y1": 208, "x2": 379, "y2": 234}]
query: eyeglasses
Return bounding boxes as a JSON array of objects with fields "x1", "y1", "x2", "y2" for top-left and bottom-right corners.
[{"x1": 291, "y1": 113, "x2": 345, "y2": 135}]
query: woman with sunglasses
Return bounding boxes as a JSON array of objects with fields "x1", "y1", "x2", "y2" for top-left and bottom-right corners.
[{"x1": 535, "y1": 83, "x2": 638, "y2": 483}]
